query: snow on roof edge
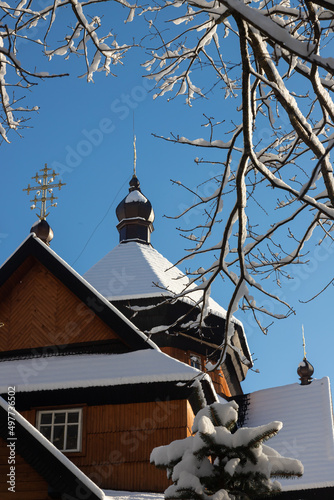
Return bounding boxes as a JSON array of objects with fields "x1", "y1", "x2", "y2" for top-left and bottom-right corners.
[
  {"x1": 0, "y1": 349, "x2": 217, "y2": 400},
  {"x1": 248, "y1": 375, "x2": 332, "y2": 398},
  {"x1": 0, "y1": 396, "x2": 105, "y2": 499},
  {"x1": 103, "y1": 490, "x2": 163, "y2": 500},
  {"x1": 281, "y1": 480, "x2": 334, "y2": 491},
  {"x1": 28, "y1": 235, "x2": 160, "y2": 352}
]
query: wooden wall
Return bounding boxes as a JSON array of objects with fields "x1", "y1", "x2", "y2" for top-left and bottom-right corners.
[
  {"x1": 0, "y1": 257, "x2": 118, "y2": 352},
  {"x1": 73, "y1": 399, "x2": 194, "y2": 492},
  {"x1": 0, "y1": 436, "x2": 51, "y2": 500},
  {"x1": 161, "y1": 346, "x2": 231, "y2": 398},
  {"x1": 19, "y1": 399, "x2": 194, "y2": 492}
]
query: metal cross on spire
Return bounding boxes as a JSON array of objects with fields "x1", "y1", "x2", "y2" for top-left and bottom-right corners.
[{"x1": 23, "y1": 164, "x2": 66, "y2": 220}]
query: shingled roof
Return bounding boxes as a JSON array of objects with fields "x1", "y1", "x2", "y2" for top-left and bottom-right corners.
[{"x1": 83, "y1": 241, "x2": 241, "y2": 325}]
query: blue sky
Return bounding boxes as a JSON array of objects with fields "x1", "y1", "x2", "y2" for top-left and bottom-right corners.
[{"x1": 1, "y1": 5, "x2": 334, "y2": 396}]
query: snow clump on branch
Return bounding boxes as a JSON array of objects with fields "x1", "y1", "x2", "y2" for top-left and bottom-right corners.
[{"x1": 151, "y1": 401, "x2": 303, "y2": 500}]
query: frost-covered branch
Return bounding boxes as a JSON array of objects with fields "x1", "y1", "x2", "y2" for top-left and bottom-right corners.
[
  {"x1": 135, "y1": 0, "x2": 334, "y2": 367},
  {"x1": 4, "y1": 0, "x2": 334, "y2": 370},
  {"x1": 0, "y1": 0, "x2": 136, "y2": 141}
]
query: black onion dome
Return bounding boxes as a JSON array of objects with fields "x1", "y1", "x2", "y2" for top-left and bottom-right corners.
[
  {"x1": 116, "y1": 175, "x2": 155, "y2": 244},
  {"x1": 297, "y1": 357, "x2": 314, "y2": 385},
  {"x1": 116, "y1": 175, "x2": 154, "y2": 223},
  {"x1": 30, "y1": 219, "x2": 54, "y2": 246}
]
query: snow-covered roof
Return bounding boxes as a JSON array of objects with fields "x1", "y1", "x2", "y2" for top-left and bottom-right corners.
[
  {"x1": 104, "y1": 491, "x2": 163, "y2": 500},
  {"x1": 0, "y1": 396, "x2": 105, "y2": 500},
  {"x1": 83, "y1": 241, "x2": 241, "y2": 327},
  {"x1": 244, "y1": 377, "x2": 334, "y2": 491},
  {"x1": 0, "y1": 350, "x2": 207, "y2": 393}
]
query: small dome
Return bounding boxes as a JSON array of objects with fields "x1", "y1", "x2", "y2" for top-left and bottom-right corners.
[
  {"x1": 116, "y1": 175, "x2": 154, "y2": 223},
  {"x1": 30, "y1": 219, "x2": 54, "y2": 245},
  {"x1": 115, "y1": 175, "x2": 155, "y2": 244},
  {"x1": 297, "y1": 357, "x2": 314, "y2": 385}
]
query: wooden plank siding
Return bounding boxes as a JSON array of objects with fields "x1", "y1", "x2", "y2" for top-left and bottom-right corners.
[
  {"x1": 0, "y1": 436, "x2": 51, "y2": 500},
  {"x1": 0, "y1": 257, "x2": 119, "y2": 352},
  {"x1": 75, "y1": 399, "x2": 193, "y2": 491},
  {"x1": 161, "y1": 347, "x2": 231, "y2": 398},
  {"x1": 19, "y1": 399, "x2": 194, "y2": 492}
]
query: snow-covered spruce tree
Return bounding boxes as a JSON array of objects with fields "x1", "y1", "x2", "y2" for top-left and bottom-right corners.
[{"x1": 151, "y1": 401, "x2": 303, "y2": 500}]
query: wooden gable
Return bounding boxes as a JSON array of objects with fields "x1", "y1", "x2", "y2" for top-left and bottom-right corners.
[
  {"x1": 0, "y1": 234, "x2": 155, "y2": 355},
  {"x1": 0, "y1": 257, "x2": 118, "y2": 352}
]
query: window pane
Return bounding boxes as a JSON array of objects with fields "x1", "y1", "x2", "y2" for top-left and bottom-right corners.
[
  {"x1": 190, "y1": 355, "x2": 201, "y2": 369},
  {"x1": 40, "y1": 413, "x2": 52, "y2": 425},
  {"x1": 37, "y1": 409, "x2": 81, "y2": 452},
  {"x1": 66, "y1": 424, "x2": 79, "y2": 450},
  {"x1": 53, "y1": 425, "x2": 65, "y2": 450},
  {"x1": 67, "y1": 411, "x2": 80, "y2": 424},
  {"x1": 40, "y1": 425, "x2": 52, "y2": 440},
  {"x1": 54, "y1": 412, "x2": 66, "y2": 424}
]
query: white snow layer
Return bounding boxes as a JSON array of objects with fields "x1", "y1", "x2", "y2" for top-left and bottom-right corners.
[
  {"x1": 245, "y1": 377, "x2": 334, "y2": 490},
  {"x1": 104, "y1": 491, "x2": 163, "y2": 500},
  {"x1": 0, "y1": 350, "x2": 205, "y2": 393},
  {"x1": 0, "y1": 396, "x2": 105, "y2": 499},
  {"x1": 125, "y1": 190, "x2": 148, "y2": 203},
  {"x1": 83, "y1": 241, "x2": 243, "y2": 330}
]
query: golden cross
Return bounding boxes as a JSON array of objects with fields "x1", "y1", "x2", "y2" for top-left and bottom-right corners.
[{"x1": 23, "y1": 164, "x2": 66, "y2": 220}]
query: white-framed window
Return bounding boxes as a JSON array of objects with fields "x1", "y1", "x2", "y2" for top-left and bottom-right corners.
[
  {"x1": 190, "y1": 354, "x2": 202, "y2": 370},
  {"x1": 37, "y1": 408, "x2": 82, "y2": 452}
]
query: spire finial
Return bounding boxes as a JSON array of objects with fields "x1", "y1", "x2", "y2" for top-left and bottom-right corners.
[
  {"x1": 302, "y1": 324, "x2": 307, "y2": 359},
  {"x1": 23, "y1": 164, "x2": 66, "y2": 220},
  {"x1": 133, "y1": 113, "x2": 137, "y2": 176},
  {"x1": 297, "y1": 325, "x2": 314, "y2": 385},
  {"x1": 133, "y1": 133, "x2": 137, "y2": 176}
]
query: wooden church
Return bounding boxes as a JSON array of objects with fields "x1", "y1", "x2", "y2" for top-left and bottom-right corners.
[{"x1": 0, "y1": 165, "x2": 252, "y2": 499}]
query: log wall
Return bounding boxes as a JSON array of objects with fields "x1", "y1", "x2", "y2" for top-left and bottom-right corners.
[{"x1": 0, "y1": 258, "x2": 118, "y2": 352}]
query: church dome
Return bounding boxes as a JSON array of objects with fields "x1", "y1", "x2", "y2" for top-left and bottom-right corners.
[
  {"x1": 297, "y1": 357, "x2": 314, "y2": 385},
  {"x1": 30, "y1": 219, "x2": 54, "y2": 246},
  {"x1": 116, "y1": 175, "x2": 154, "y2": 223},
  {"x1": 116, "y1": 175, "x2": 154, "y2": 244}
]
